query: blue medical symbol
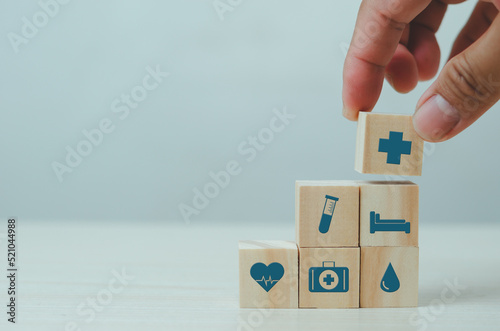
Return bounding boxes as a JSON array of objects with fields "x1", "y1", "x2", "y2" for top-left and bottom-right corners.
[
  {"x1": 323, "y1": 273, "x2": 336, "y2": 286},
  {"x1": 250, "y1": 262, "x2": 284, "y2": 292},
  {"x1": 308, "y1": 262, "x2": 349, "y2": 293},
  {"x1": 370, "y1": 211, "x2": 411, "y2": 234},
  {"x1": 378, "y1": 131, "x2": 412, "y2": 165},
  {"x1": 380, "y1": 263, "x2": 400, "y2": 293},
  {"x1": 318, "y1": 195, "x2": 339, "y2": 234}
]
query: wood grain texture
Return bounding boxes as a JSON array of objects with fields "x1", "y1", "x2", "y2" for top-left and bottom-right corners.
[
  {"x1": 359, "y1": 181, "x2": 419, "y2": 247},
  {"x1": 299, "y1": 248, "x2": 360, "y2": 308},
  {"x1": 239, "y1": 240, "x2": 298, "y2": 308},
  {"x1": 296, "y1": 180, "x2": 359, "y2": 248},
  {"x1": 360, "y1": 247, "x2": 419, "y2": 308},
  {"x1": 355, "y1": 112, "x2": 424, "y2": 176}
]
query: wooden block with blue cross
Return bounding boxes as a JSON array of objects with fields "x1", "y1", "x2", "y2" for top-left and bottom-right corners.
[
  {"x1": 355, "y1": 113, "x2": 424, "y2": 176},
  {"x1": 239, "y1": 240, "x2": 298, "y2": 308},
  {"x1": 299, "y1": 247, "x2": 360, "y2": 308}
]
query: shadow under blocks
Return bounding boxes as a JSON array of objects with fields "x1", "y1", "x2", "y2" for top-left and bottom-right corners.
[{"x1": 239, "y1": 113, "x2": 422, "y2": 308}]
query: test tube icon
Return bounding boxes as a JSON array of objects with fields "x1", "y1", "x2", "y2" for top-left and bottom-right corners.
[{"x1": 319, "y1": 195, "x2": 339, "y2": 234}]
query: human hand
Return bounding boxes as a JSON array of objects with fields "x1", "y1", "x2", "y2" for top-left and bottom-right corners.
[{"x1": 342, "y1": 0, "x2": 500, "y2": 142}]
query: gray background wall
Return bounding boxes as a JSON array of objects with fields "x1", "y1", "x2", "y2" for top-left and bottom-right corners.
[{"x1": 1, "y1": 0, "x2": 498, "y2": 225}]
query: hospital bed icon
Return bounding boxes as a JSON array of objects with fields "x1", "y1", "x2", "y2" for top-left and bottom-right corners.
[{"x1": 370, "y1": 211, "x2": 411, "y2": 234}]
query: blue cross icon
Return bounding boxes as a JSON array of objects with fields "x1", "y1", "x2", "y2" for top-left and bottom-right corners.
[
  {"x1": 378, "y1": 131, "x2": 412, "y2": 165},
  {"x1": 323, "y1": 274, "x2": 335, "y2": 286}
]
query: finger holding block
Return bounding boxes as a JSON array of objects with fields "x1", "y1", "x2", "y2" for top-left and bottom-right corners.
[
  {"x1": 299, "y1": 248, "x2": 360, "y2": 308},
  {"x1": 239, "y1": 240, "x2": 298, "y2": 308},
  {"x1": 355, "y1": 113, "x2": 424, "y2": 176},
  {"x1": 360, "y1": 247, "x2": 419, "y2": 308}
]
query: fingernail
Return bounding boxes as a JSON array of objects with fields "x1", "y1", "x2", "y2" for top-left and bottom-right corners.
[
  {"x1": 342, "y1": 103, "x2": 353, "y2": 120},
  {"x1": 413, "y1": 94, "x2": 460, "y2": 141}
]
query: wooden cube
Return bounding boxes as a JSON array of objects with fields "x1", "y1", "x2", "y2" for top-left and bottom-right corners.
[
  {"x1": 359, "y1": 181, "x2": 418, "y2": 247},
  {"x1": 239, "y1": 240, "x2": 298, "y2": 308},
  {"x1": 360, "y1": 247, "x2": 418, "y2": 307},
  {"x1": 296, "y1": 181, "x2": 359, "y2": 248},
  {"x1": 355, "y1": 112, "x2": 424, "y2": 176},
  {"x1": 299, "y1": 247, "x2": 360, "y2": 308}
]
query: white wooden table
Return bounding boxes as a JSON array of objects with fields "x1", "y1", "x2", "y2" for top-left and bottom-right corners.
[{"x1": 1, "y1": 220, "x2": 499, "y2": 331}]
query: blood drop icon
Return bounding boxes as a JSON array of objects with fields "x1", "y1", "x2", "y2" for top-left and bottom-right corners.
[{"x1": 380, "y1": 263, "x2": 400, "y2": 293}]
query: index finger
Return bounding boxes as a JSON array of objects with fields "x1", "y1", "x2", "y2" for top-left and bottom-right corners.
[{"x1": 342, "y1": 0, "x2": 432, "y2": 120}]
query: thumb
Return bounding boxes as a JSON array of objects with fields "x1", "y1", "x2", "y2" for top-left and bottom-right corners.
[{"x1": 413, "y1": 15, "x2": 500, "y2": 142}]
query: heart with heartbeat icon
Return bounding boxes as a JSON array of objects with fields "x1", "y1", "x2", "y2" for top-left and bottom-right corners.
[{"x1": 250, "y1": 262, "x2": 285, "y2": 292}]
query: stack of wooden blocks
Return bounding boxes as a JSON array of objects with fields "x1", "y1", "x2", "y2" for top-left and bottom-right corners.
[{"x1": 239, "y1": 113, "x2": 423, "y2": 309}]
